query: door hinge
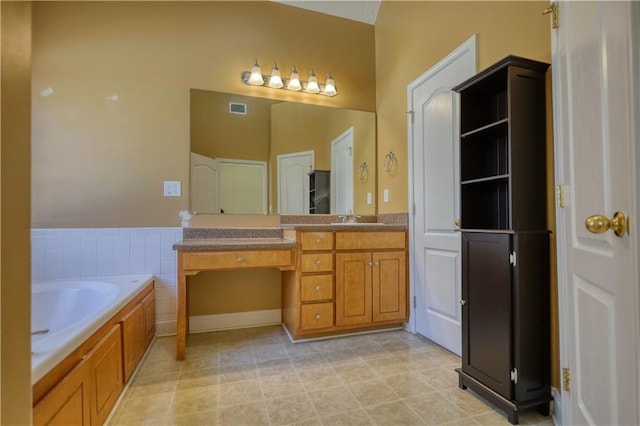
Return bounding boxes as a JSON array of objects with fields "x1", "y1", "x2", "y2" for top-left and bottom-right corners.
[
  {"x1": 413, "y1": 203, "x2": 416, "y2": 215},
  {"x1": 562, "y1": 367, "x2": 571, "y2": 392},
  {"x1": 543, "y1": 2, "x2": 558, "y2": 29},
  {"x1": 510, "y1": 368, "x2": 518, "y2": 384},
  {"x1": 407, "y1": 110, "x2": 415, "y2": 124},
  {"x1": 413, "y1": 296, "x2": 417, "y2": 309},
  {"x1": 556, "y1": 185, "x2": 565, "y2": 208},
  {"x1": 509, "y1": 251, "x2": 517, "y2": 267}
]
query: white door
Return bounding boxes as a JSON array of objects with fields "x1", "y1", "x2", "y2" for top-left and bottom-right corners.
[
  {"x1": 553, "y1": 2, "x2": 639, "y2": 425},
  {"x1": 190, "y1": 152, "x2": 220, "y2": 214},
  {"x1": 277, "y1": 150, "x2": 314, "y2": 214},
  {"x1": 408, "y1": 36, "x2": 477, "y2": 355},
  {"x1": 331, "y1": 128, "x2": 354, "y2": 215}
]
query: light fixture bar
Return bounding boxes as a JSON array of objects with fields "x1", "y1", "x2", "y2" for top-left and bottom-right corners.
[{"x1": 240, "y1": 70, "x2": 338, "y2": 97}]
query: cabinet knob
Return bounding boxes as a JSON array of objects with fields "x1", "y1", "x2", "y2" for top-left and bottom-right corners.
[
  {"x1": 460, "y1": 299, "x2": 467, "y2": 306},
  {"x1": 368, "y1": 261, "x2": 374, "y2": 266},
  {"x1": 315, "y1": 285, "x2": 320, "y2": 291},
  {"x1": 316, "y1": 238, "x2": 321, "y2": 244},
  {"x1": 374, "y1": 261, "x2": 380, "y2": 266},
  {"x1": 315, "y1": 260, "x2": 321, "y2": 266},
  {"x1": 315, "y1": 314, "x2": 321, "y2": 320},
  {"x1": 237, "y1": 257, "x2": 244, "y2": 263}
]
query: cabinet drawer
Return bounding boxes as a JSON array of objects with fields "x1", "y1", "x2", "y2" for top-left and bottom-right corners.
[
  {"x1": 301, "y1": 232, "x2": 334, "y2": 251},
  {"x1": 301, "y1": 302, "x2": 334, "y2": 330},
  {"x1": 301, "y1": 274, "x2": 333, "y2": 302},
  {"x1": 335, "y1": 232, "x2": 406, "y2": 250},
  {"x1": 183, "y1": 250, "x2": 292, "y2": 271},
  {"x1": 301, "y1": 253, "x2": 333, "y2": 273}
]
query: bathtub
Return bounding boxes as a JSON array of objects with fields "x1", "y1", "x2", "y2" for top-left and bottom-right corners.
[{"x1": 31, "y1": 274, "x2": 154, "y2": 384}]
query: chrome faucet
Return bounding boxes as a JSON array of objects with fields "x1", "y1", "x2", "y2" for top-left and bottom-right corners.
[{"x1": 338, "y1": 214, "x2": 361, "y2": 224}]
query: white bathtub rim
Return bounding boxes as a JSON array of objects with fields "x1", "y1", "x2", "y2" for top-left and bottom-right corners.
[{"x1": 31, "y1": 274, "x2": 154, "y2": 385}]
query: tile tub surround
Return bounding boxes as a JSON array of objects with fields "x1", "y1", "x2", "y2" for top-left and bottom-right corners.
[
  {"x1": 107, "y1": 326, "x2": 554, "y2": 426},
  {"x1": 31, "y1": 227, "x2": 182, "y2": 336}
]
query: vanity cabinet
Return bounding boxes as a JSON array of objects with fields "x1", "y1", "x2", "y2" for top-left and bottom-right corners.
[
  {"x1": 34, "y1": 324, "x2": 123, "y2": 426},
  {"x1": 33, "y1": 282, "x2": 155, "y2": 426},
  {"x1": 283, "y1": 230, "x2": 408, "y2": 340}
]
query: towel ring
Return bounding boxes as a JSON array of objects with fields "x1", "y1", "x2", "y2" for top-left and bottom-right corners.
[
  {"x1": 358, "y1": 162, "x2": 368, "y2": 182},
  {"x1": 383, "y1": 151, "x2": 396, "y2": 173}
]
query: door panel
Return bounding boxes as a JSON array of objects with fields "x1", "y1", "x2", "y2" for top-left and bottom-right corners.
[
  {"x1": 410, "y1": 36, "x2": 476, "y2": 355},
  {"x1": 331, "y1": 128, "x2": 354, "y2": 214},
  {"x1": 278, "y1": 150, "x2": 313, "y2": 214},
  {"x1": 336, "y1": 252, "x2": 372, "y2": 326},
  {"x1": 190, "y1": 152, "x2": 220, "y2": 214},
  {"x1": 372, "y1": 251, "x2": 407, "y2": 322},
  {"x1": 553, "y1": 2, "x2": 639, "y2": 424},
  {"x1": 462, "y1": 232, "x2": 512, "y2": 400}
]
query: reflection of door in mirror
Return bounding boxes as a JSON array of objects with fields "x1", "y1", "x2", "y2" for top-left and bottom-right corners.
[
  {"x1": 277, "y1": 150, "x2": 314, "y2": 214},
  {"x1": 191, "y1": 152, "x2": 220, "y2": 214},
  {"x1": 331, "y1": 128, "x2": 354, "y2": 214},
  {"x1": 190, "y1": 153, "x2": 267, "y2": 214}
]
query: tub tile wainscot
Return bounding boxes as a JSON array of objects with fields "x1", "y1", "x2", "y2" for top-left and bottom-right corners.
[{"x1": 173, "y1": 215, "x2": 409, "y2": 360}]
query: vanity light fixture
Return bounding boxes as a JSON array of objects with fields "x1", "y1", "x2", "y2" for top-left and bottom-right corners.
[{"x1": 241, "y1": 60, "x2": 337, "y2": 96}]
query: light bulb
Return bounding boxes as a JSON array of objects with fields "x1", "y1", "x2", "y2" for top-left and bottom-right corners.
[
  {"x1": 287, "y1": 66, "x2": 302, "y2": 91},
  {"x1": 324, "y1": 73, "x2": 337, "y2": 96},
  {"x1": 306, "y1": 69, "x2": 320, "y2": 94},
  {"x1": 248, "y1": 59, "x2": 264, "y2": 86},
  {"x1": 268, "y1": 63, "x2": 283, "y2": 89}
]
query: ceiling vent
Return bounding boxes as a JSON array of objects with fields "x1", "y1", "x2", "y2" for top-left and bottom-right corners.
[{"x1": 229, "y1": 102, "x2": 247, "y2": 115}]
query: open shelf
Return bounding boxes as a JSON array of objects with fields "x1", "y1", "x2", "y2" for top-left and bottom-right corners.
[
  {"x1": 461, "y1": 178, "x2": 509, "y2": 230},
  {"x1": 461, "y1": 120, "x2": 508, "y2": 182}
]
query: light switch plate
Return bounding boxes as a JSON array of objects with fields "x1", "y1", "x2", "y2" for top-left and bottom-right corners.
[
  {"x1": 383, "y1": 189, "x2": 389, "y2": 203},
  {"x1": 164, "y1": 181, "x2": 181, "y2": 197},
  {"x1": 367, "y1": 192, "x2": 372, "y2": 205}
]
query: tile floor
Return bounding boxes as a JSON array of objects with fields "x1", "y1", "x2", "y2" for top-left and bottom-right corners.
[{"x1": 108, "y1": 326, "x2": 554, "y2": 426}]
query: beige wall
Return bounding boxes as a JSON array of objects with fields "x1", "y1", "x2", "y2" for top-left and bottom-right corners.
[
  {"x1": 190, "y1": 90, "x2": 276, "y2": 161},
  {"x1": 31, "y1": 1, "x2": 376, "y2": 228},
  {"x1": 1, "y1": 2, "x2": 32, "y2": 423},
  {"x1": 375, "y1": 1, "x2": 558, "y2": 388}
]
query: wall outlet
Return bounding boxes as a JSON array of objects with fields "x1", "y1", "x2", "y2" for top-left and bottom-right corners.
[
  {"x1": 367, "y1": 192, "x2": 372, "y2": 205},
  {"x1": 164, "y1": 181, "x2": 181, "y2": 197},
  {"x1": 383, "y1": 189, "x2": 389, "y2": 203}
]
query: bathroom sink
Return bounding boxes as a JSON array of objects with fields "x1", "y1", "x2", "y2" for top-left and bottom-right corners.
[{"x1": 329, "y1": 222, "x2": 386, "y2": 226}]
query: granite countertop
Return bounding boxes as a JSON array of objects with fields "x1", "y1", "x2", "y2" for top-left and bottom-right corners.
[
  {"x1": 280, "y1": 223, "x2": 407, "y2": 231},
  {"x1": 173, "y1": 237, "x2": 296, "y2": 251}
]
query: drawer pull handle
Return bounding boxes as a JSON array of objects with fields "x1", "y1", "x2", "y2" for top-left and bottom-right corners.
[
  {"x1": 315, "y1": 285, "x2": 320, "y2": 291},
  {"x1": 315, "y1": 314, "x2": 321, "y2": 320},
  {"x1": 315, "y1": 260, "x2": 321, "y2": 266},
  {"x1": 237, "y1": 257, "x2": 244, "y2": 263},
  {"x1": 316, "y1": 238, "x2": 321, "y2": 244}
]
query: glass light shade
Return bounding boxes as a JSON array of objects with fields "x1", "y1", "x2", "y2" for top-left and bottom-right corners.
[
  {"x1": 268, "y1": 63, "x2": 283, "y2": 89},
  {"x1": 287, "y1": 66, "x2": 302, "y2": 91},
  {"x1": 306, "y1": 70, "x2": 320, "y2": 94},
  {"x1": 248, "y1": 59, "x2": 264, "y2": 86},
  {"x1": 324, "y1": 73, "x2": 337, "y2": 96}
]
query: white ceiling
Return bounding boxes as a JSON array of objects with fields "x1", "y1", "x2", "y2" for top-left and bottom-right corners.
[{"x1": 275, "y1": 1, "x2": 381, "y2": 25}]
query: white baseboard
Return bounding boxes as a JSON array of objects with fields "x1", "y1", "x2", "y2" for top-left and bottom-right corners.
[
  {"x1": 189, "y1": 309, "x2": 282, "y2": 333},
  {"x1": 551, "y1": 387, "x2": 561, "y2": 425},
  {"x1": 155, "y1": 320, "x2": 177, "y2": 337}
]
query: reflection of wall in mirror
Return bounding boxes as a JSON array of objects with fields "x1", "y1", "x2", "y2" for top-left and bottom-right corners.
[{"x1": 270, "y1": 103, "x2": 376, "y2": 215}]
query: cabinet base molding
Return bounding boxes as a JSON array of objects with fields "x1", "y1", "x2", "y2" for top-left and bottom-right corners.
[
  {"x1": 282, "y1": 322, "x2": 405, "y2": 342},
  {"x1": 456, "y1": 368, "x2": 551, "y2": 425},
  {"x1": 189, "y1": 309, "x2": 282, "y2": 333}
]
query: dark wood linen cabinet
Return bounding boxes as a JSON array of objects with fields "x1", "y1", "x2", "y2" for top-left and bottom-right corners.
[{"x1": 453, "y1": 55, "x2": 551, "y2": 424}]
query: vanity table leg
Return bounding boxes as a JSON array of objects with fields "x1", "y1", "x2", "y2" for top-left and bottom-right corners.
[{"x1": 177, "y1": 270, "x2": 187, "y2": 360}]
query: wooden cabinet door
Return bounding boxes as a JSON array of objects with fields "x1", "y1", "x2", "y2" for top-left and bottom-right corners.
[
  {"x1": 372, "y1": 251, "x2": 407, "y2": 322},
  {"x1": 121, "y1": 302, "x2": 144, "y2": 383},
  {"x1": 461, "y1": 232, "x2": 512, "y2": 399},
  {"x1": 336, "y1": 252, "x2": 372, "y2": 326},
  {"x1": 89, "y1": 324, "x2": 123, "y2": 425},
  {"x1": 33, "y1": 357, "x2": 92, "y2": 426},
  {"x1": 142, "y1": 289, "x2": 156, "y2": 349}
]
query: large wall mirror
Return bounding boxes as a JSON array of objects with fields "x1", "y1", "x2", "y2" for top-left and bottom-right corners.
[{"x1": 190, "y1": 89, "x2": 376, "y2": 215}]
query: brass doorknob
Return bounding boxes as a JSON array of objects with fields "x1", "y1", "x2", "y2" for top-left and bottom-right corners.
[{"x1": 585, "y1": 211, "x2": 628, "y2": 237}]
